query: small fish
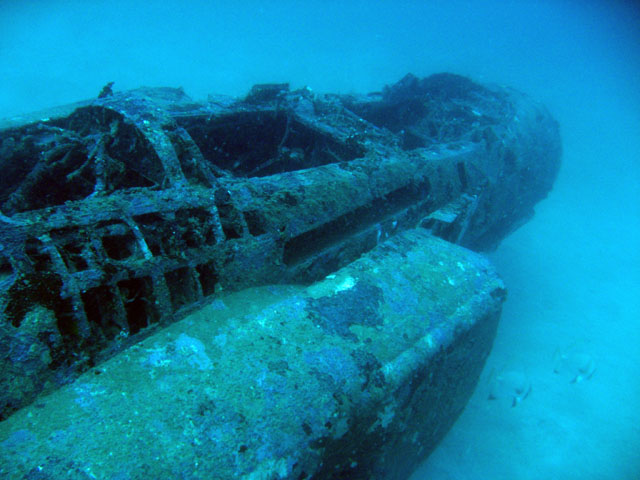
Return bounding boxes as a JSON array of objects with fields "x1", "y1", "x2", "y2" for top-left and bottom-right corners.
[
  {"x1": 553, "y1": 351, "x2": 596, "y2": 384},
  {"x1": 488, "y1": 369, "x2": 532, "y2": 408}
]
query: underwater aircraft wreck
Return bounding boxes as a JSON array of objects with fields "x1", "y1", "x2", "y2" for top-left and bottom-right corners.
[{"x1": 0, "y1": 73, "x2": 560, "y2": 479}]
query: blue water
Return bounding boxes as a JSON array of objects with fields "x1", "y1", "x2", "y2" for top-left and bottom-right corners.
[{"x1": 1, "y1": 1, "x2": 638, "y2": 478}]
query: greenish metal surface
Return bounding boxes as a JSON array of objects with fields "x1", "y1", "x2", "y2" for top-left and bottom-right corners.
[
  {"x1": 0, "y1": 230, "x2": 505, "y2": 479},
  {"x1": 0, "y1": 74, "x2": 560, "y2": 420}
]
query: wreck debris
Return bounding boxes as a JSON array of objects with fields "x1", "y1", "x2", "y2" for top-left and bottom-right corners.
[
  {"x1": 0, "y1": 230, "x2": 506, "y2": 480},
  {"x1": 97, "y1": 81, "x2": 115, "y2": 99},
  {"x1": 0, "y1": 73, "x2": 561, "y2": 419}
]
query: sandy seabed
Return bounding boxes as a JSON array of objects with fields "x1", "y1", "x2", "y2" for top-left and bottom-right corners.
[{"x1": 413, "y1": 184, "x2": 640, "y2": 479}]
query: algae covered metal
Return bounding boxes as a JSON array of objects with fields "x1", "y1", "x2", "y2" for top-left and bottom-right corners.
[
  {"x1": 0, "y1": 230, "x2": 505, "y2": 479},
  {"x1": 0, "y1": 73, "x2": 560, "y2": 478}
]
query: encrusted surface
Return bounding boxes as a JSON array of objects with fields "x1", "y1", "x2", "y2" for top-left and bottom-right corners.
[
  {"x1": 0, "y1": 73, "x2": 560, "y2": 420},
  {"x1": 0, "y1": 230, "x2": 505, "y2": 480}
]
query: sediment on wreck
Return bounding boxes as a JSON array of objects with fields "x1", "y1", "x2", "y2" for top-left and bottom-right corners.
[
  {"x1": 0, "y1": 72, "x2": 562, "y2": 479},
  {"x1": 0, "y1": 230, "x2": 505, "y2": 480}
]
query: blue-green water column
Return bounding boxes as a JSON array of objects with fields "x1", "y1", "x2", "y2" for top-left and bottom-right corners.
[{"x1": 0, "y1": 229, "x2": 505, "y2": 480}]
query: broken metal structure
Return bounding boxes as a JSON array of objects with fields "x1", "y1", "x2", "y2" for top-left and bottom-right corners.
[
  {"x1": 0, "y1": 73, "x2": 561, "y2": 420},
  {"x1": 0, "y1": 229, "x2": 506, "y2": 480}
]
